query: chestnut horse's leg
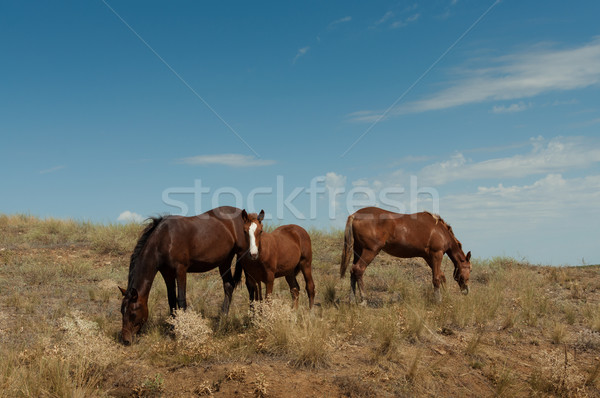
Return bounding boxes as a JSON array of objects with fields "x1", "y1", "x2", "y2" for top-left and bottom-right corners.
[
  {"x1": 218, "y1": 255, "x2": 236, "y2": 315},
  {"x1": 159, "y1": 268, "x2": 177, "y2": 315},
  {"x1": 299, "y1": 260, "x2": 315, "y2": 309},
  {"x1": 285, "y1": 274, "x2": 300, "y2": 308},
  {"x1": 175, "y1": 265, "x2": 188, "y2": 310},
  {"x1": 264, "y1": 272, "x2": 275, "y2": 301},
  {"x1": 350, "y1": 247, "x2": 380, "y2": 306},
  {"x1": 426, "y1": 251, "x2": 446, "y2": 303}
]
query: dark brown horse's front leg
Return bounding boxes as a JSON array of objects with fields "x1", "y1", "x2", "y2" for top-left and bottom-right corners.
[
  {"x1": 159, "y1": 269, "x2": 177, "y2": 314},
  {"x1": 175, "y1": 266, "x2": 188, "y2": 310},
  {"x1": 219, "y1": 259, "x2": 236, "y2": 315}
]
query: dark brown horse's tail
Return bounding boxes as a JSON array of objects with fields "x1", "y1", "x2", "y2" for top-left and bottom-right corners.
[
  {"x1": 127, "y1": 216, "x2": 165, "y2": 287},
  {"x1": 340, "y1": 215, "x2": 354, "y2": 278}
]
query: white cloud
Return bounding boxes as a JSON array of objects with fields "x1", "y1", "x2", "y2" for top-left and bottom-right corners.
[
  {"x1": 418, "y1": 136, "x2": 600, "y2": 185},
  {"x1": 328, "y1": 16, "x2": 351, "y2": 29},
  {"x1": 293, "y1": 46, "x2": 310, "y2": 64},
  {"x1": 492, "y1": 101, "x2": 531, "y2": 114},
  {"x1": 374, "y1": 11, "x2": 394, "y2": 26},
  {"x1": 117, "y1": 211, "x2": 144, "y2": 223},
  {"x1": 391, "y1": 13, "x2": 420, "y2": 28},
  {"x1": 179, "y1": 154, "x2": 275, "y2": 167},
  {"x1": 351, "y1": 38, "x2": 600, "y2": 121},
  {"x1": 40, "y1": 165, "x2": 65, "y2": 174}
]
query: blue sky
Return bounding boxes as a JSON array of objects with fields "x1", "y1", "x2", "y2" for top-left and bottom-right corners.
[{"x1": 1, "y1": 1, "x2": 599, "y2": 265}]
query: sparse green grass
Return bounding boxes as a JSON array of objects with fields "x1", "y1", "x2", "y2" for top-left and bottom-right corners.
[{"x1": 0, "y1": 214, "x2": 599, "y2": 396}]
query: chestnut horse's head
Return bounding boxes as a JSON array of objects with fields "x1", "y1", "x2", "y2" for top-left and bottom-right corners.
[
  {"x1": 119, "y1": 286, "x2": 148, "y2": 345},
  {"x1": 453, "y1": 250, "x2": 472, "y2": 294},
  {"x1": 241, "y1": 209, "x2": 265, "y2": 260}
]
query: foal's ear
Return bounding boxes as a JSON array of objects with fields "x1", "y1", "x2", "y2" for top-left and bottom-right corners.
[
  {"x1": 466, "y1": 251, "x2": 472, "y2": 261},
  {"x1": 258, "y1": 209, "x2": 265, "y2": 222},
  {"x1": 241, "y1": 209, "x2": 249, "y2": 223},
  {"x1": 118, "y1": 286, "x2": 127, "y2": 297}
]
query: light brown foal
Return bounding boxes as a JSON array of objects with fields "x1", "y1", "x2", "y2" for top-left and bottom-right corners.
[{"x1": 240, "y1": 210, "x2": 315, "y2": 308}]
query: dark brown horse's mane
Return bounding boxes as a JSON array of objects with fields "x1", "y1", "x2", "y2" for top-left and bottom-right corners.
[
  {"x1": 128, "y1": 216, "x2": 165, "y2": 288},
  {"x1": 424, "y1": 211, "x2": 462, "y2": 250}
]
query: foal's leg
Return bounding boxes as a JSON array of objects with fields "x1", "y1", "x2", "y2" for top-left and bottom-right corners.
[
  {"x1": 299, "y1": 259, "x2": 315, "y2": 309},
  {"x1": 264, "y1": 272, "x2": 275, "y2": 301},
  {"x1": 426, "y1": 251, "x2": 446, "y2": 303},
  {"x1": 285, "y1": 274, "x2": 300, "y2": 308},
  {"x1": 350, "y1": 248, "x2": 380, "y2": 306}
]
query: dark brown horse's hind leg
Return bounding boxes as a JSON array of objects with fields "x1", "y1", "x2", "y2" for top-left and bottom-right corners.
[
  {"x1": 285, "y1": 274, "x2": 301, "y2": 308},
  {"x1": 351, "y1": 248, "x2": 379, "y2": 306}
]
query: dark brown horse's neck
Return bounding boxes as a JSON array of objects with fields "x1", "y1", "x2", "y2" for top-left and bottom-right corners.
[{"x1": 128, "y1": 261, "x2": 158, "y2": 303}]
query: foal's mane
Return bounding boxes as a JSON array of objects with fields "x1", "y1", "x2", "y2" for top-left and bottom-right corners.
[
  {"x1": 128, "y1": 216, "x2": 165, "y2": 288},
  {"x1": 424, "y1": 212, "x2": 462, "y2": 250}
]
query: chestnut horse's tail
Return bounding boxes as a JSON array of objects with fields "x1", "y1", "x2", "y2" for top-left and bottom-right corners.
[{"x1": 340, "y1": 215, "x2": 354, "y2": 278}]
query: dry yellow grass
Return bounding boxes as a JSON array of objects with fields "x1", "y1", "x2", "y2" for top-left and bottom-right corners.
[{"x1": 0, "y1": 214, "x2": 599, "y2": 396}]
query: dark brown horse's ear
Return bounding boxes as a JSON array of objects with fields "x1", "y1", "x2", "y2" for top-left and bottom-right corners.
[
  {"x1": 466, "y1": 251, "x2": 471, "y2": 261},
  {"x1": 119, "y1": 286, "x2": 127, "y2": 296},
  {"x1": 258, "y1": 210, "x2": 265, "y2": 222},
  {"x1": 241, "y1": 209, "x2": 249, "y2": 222}
]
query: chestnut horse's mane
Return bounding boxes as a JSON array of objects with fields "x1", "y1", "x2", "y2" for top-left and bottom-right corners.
[
  {"x1": 128, "y1": 216, "x2": 165, "y2": 288},
  {"x1": 424, "y1": 211, "x2": 462, "y2": 250}
]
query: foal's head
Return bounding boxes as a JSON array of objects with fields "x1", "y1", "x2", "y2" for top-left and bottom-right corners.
[
  {"x1": 453, "y1": 250, "x2": 472, "y2": 294},
  {"x1": 119, "y1": 286, "x2": 148, "y2": 345},
  {"x1": 241, "y1": 209, "x2": 265, "y2": 260}
]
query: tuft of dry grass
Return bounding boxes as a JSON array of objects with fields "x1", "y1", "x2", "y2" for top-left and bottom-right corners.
[{"x1": 165, "y1": 309, "x2": 213, "y2": 356}]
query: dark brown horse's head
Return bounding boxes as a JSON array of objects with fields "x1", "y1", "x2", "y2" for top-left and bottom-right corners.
[
  {"x1": 452, "y1": 251, "x2": 472, "y2": 294},
  {"x1": 119, "y1": 286, "x2": 148, "y2": 345},
  {"x1": 241, "y1": 209, "x2": 265, "y2": 260}
]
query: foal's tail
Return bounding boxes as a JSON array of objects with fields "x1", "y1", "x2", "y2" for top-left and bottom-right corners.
[{"x1": 340, "y1": 215, "x2": 354, "y2": 278}]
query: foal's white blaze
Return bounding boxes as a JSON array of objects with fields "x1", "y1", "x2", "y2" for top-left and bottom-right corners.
[{"x1": 249, "y1": 222, "x2": 258, "y2": 258}]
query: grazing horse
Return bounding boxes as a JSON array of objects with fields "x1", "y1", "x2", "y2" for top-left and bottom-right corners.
[
  {"x1": 239, "y1": 210, "x2": 315, "y2": 308},
  {"x1": 119, "y1": 206, "x2": 249, "y2": 345},
  {"x1": 340, "y1": 207, "x2": 472, "y2": 304}
]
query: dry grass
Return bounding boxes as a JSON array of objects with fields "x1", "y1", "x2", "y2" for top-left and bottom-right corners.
[{"x1": 0, "y1": 215, "x2": 599, "y2": 397}]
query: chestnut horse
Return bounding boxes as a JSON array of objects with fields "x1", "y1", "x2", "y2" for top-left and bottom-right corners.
[
  {"x1": 119, "y1": 206, "x2": 249, "y2": 345},
  {"x1": 340, "y1": 207, "x2": 472, "y2": 304},
  {"x1": 239, "y1": 210, "x2": 315, "y2": 308}
]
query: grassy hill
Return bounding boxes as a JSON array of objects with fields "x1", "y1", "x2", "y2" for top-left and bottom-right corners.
[{"x1": 0, "y1": 214, "x2": 599, "y2": 397}]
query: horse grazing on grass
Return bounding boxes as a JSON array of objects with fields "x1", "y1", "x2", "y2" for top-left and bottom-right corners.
[
  {"x1": 239, "y1": 209, "x2": 315, "y2": 308},
  {"x1": 118, "y1": 206, "x2": 249, "y2": 345},
  {"x1": 340, "y1": 207, "x2": 472, "y2": 304}
]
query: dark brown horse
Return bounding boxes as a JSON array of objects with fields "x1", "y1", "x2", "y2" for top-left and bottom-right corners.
[
  {"x1": 340, "y1": 207, "x2": 471, "y2": 304},
  {"x1": 119, "y1": 206, "x2": 249, "y2": 345},
  {"x1": 240, "y1": 210, "x2": 315, "y2": 308}
]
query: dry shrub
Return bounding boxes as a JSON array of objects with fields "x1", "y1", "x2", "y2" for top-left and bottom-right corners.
[
  {"x1": 165, "y1": 309, "x2": 212, "y2": 355},
  {"x1": 55, "y1": 310, "x2": 119, "y2": 368},
  {"x1": 551, "y1": 322, "x2": 568, "y2": 345},
  {"x1": 574, "y1": 329, "x2": 600, "y2": 351},
  {"x1": 530, "y1": 348, "x2": 588, "y2": 397},
  {"x1": 251, "y1": 298, "x2": 331, "y2": 368}
]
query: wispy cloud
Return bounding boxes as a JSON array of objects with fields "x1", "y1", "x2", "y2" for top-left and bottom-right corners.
[
  {"x1": 351, "y1": 38, "x2": 600, "y2": 121},
  {"x1": 328, "y1": 16, "x2": 351, "y2": 29},
  {"x1": 391, "y1": 13, "x2": 420, "y2": 28},
  {"x1": 491, "y1": 101, "x2": 531, "y2": 114},
  {"x1": 117, "y1": 210, "x2": 144, "y2": 223},
  {"x1": 40, "y1": 165, "x2": 65, "y2": 175},
  {"x1": 179, "y1": 154, "x2": 275, "y2": 167},
  {"x1": 293, "y1": 46, "x2": 310, "y2": 64},
  {"x1": 374, "y1": 11, "x2": 395, "y2": 26},
  {"x1": 417, "y1": 136, "x2": 600, "y2": 185}
]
